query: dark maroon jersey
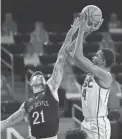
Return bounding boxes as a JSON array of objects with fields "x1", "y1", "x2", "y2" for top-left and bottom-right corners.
[{"x1": 24, "y1": 84, "x2": 59, "y2": 138}]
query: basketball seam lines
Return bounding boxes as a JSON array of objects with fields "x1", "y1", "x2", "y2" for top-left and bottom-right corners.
[
  {"x1": 89, "y1": 7, "x2": 101, "y2": 24},
  {"x1": 84, "y1": 11, "x2": 88, "y2": 19},
  {"x1": 91, "y1": 7, "x2": 98, "y2": 15},
  {"x1": 88, "y1": 7, "x2": 90, "y2": 18},
  {"x1": 86, "y1": 15, "x2": 102, "y2": 17},
  {"x1": 91, "y1": 14, "x2": 102, "y2": 16},
  {"x1": 91, "y1": 15, "x2": 99, "y2": 23}
]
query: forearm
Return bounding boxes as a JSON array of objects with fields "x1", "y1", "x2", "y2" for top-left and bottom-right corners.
[
  {"x1": 74, "y1": 26, "x2": 85, "y2": 57},
  {"x1": 63, "y1": 29, "x2": 73, "y2": 46},
  {"x1": 58, "y1": 44, "x2": 67, "y2": 56},
  {"x1": 66, "y1": 29, "x2": 85, "y2": 58},
  {"x1": 65, "y1": 39, "x2": 89, "y2": 73},
  {"x1": 1, "y1": 109, "x2": 25, "y2": 131},
  {"x1": 48, "y1": 52, "x2": 67, "y2": 91},
  {"x1": 58, "y1": 31, "x2": 73, "y2": 56},
  {"x1": 1, "y1": 120, "x2": 12, "y2": 131},
  {"x1": 84, "y1": 31, "x2": 91, "y2": 39},
  {"x1": 1, "y1": 116, "x2": 17, "y2": 131},
  {"x1": 74, "y1": 55, "x2": 90, "y2": 71}
]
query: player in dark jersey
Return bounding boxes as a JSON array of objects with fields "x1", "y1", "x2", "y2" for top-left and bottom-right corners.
[{"x1": 0, "y1": 18, "x2": 80, "y2": 139}]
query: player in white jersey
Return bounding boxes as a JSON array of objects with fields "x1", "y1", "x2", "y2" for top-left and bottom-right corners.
[{"x1": 66, "y1": 13, "x2": 115, "y2": 139}]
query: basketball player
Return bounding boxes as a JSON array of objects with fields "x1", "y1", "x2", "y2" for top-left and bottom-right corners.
[
  {"x1": 66, "y1": 13, "x2": 115, "y2": 139},
  {"x1": 0, "y1": 18, "x2": 80, "y2": 139}
]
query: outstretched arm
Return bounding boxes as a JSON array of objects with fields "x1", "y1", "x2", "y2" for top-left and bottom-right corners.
[
  {"x1": 47, "y1": 18, "x2": 80, "y2": 95},
  {"x1": 47, "y1": 53, "x2": 67, "y2": 95},
  {"x1": 1, "y1": 103, "x2": 26, "y2": 131},
  {"x1": 58, "y1": 17, "x2": 91, "y2": 57},
  {"x1": 58, "y1": 18, "x2": 80, "y2": 56},
  {"x1": 66, "y1": 14, "x2": 110, "y2": 82}
]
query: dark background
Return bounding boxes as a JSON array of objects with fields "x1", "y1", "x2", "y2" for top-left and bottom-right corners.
[{"x1": 1, "y1": 0, "x2": 122, "y2": 32}]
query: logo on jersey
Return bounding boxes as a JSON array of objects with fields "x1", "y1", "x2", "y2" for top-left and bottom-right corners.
[
  {"x1": 82, "y1": 76, "x2": 93, "y2": 100},
  {"x1": 27, "y1": 100, "x2": 49, "y2": 114}
]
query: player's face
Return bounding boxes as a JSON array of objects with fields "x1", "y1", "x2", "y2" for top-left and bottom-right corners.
[
  {"x1": 92, "y1": 50, "x2": 104, "y2": 65},
  {"x1": 32, "y1": 84, "x2": 45, "y2": 93},
  {"x1": 31, "y1": 75, "x2": 46, "y2": 94}
]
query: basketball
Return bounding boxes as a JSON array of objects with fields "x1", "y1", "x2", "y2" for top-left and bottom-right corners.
[{"x1": 81, "y1": 5, "x2": 102, "y2": 26}]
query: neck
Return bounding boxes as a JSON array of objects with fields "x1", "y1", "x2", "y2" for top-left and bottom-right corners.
[
  {"x1": 100, "y1": 65, "x2": 109, "y2": 72},
  {"x1": 33, "y1": 87, "x2": 44, "y2": 94},
  {"x1": 35, "y1": 91, "x2": 44, "y2": 96}
]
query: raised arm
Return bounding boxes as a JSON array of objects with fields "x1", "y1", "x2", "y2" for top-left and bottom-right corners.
[
  {"x1": 47, "y1": 18, "x2": 80, "y2": 95},
  {"x1": 1, "y1": 103, "x2": 26, "y2": 131},
  {"x1": 58, "y1": 17, "x2": 91, "y2": 57},
  {"x1": 47, "y1": 52, "x2": 67, "y2": 92},
  {"x1": 66, "y1": 13, "x2": 110, "y2": 82},
  {"x1": 58, "y1": 18, "x2": 80, "y2": 56}
]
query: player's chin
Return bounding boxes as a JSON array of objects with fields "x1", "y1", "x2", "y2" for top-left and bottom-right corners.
[
  {"x1": 92, "y1": 60, "x2": 97, "y2": 65},
  {"x1": 92, "y1": 59, "x2": 95, "y2": 63}
]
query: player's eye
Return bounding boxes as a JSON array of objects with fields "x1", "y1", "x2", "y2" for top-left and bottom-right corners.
[
  {"x1": 96, "y1": 54, "x2": 99, "y2": 57},
  {"x1": 33, "y1": 83, "x2": 42, "y2": 87}
]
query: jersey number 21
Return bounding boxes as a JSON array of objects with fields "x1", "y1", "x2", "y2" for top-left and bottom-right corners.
[{"x1": 32, "y1": 110, "x2": 45, "y2": 125}]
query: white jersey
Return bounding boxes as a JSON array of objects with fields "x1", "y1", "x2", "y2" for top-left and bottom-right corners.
[{"x1": 81, "y1": 73, "x2": 110, "y2": 118}]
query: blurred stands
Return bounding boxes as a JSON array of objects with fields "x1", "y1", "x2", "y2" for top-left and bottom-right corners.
[
  {"x1": 1, "y1": 30, "x2": 122, "y2": 89},
  {"x1": 1, "y1": 75, "x2": 21, "y2": 120},
  {"x1": 111, "y1": 33, "x2": 122, "y2": 42},
  {"x1": 2, "y1": 30, "x2": 122, "y2": 93},
  {"x1": 85, "y1": 32, "x2": 103, "y2": 43},
  {"x1": 1, "y1": 23, "x2": 122, "y2": 120}
]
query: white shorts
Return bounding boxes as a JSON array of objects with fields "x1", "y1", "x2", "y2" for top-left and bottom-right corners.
[{"x1": 81, "y1": 117, "x2": 111, "y2": 139}]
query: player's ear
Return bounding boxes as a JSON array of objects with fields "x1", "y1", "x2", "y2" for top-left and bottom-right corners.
[{"x1": 101, "y1": 59, "x2": 106, "y2": 66}]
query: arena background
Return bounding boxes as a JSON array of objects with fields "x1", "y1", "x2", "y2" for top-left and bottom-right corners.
[
  {"x1": 1, "y1": 0, "x2": 122, "y2": 30},
  {"x1": 1, "y1": 0, "x2": 122, "y2": 139}
]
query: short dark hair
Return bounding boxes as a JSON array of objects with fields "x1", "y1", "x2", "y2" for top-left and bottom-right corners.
[
  {"x1": 30, "y1": 71, "x2": 44, "y2": 83},
  {"x1": 101, "y1": 48, "x2": 115, "y2": 68},
  {"x1": 65, "y1": 129, "x2": 87, "y2": 139}
]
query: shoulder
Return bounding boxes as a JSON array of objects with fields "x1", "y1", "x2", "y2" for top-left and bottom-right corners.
[
  {"x1": 106, "y1": 72, "x2": 113, "y2": 83},
  {"x1": 94, "y1": 65, "x2": 112, "y2": 79},
  {"x1": 102, "y1": 71, "x2": 113, "y2": 85},
  {"x1": 95, "y1": 71, "x2": 112, "y2": 88}
]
